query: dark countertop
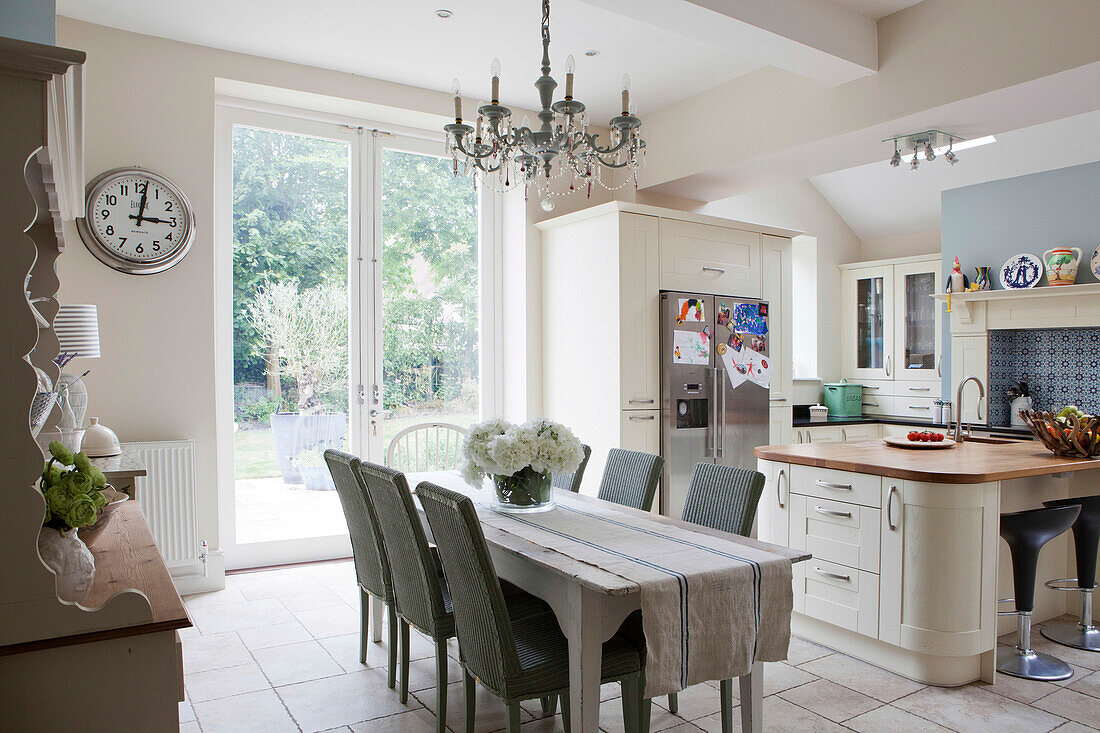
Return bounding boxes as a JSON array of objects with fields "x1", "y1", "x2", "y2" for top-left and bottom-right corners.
[{"x1": 791, "y1": 407, "x2": 1035, "y2": 438}]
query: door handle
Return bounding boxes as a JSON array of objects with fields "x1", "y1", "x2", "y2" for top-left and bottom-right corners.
[
  {"x1": 841, "y1": 428, "x2": 847, "y2": 441},
  {"x1": 814, "y1": 505, "x2": 852, "y2": 519},
  {"x1": 369, "y1": 409, "x2": 381, "y2": 418},
  {"x1": 628, "y1": 415, "x2": 655, "y2": 421},
  {"x1": 702, "y1": 266, "x2": 727, "y2": 274},
  {"x1": 629, "y1": 399, "x2": 655, "y2": 404},
  {"x1": 814, "y1": 480, "x2": 852, "y2": 491},
  {"x1": 887, "y1": 485, "x2": 900, "y2": 530},
  {"x1": 807, "y1": 431, "x2": 812, "y2": 443},
  {"x1": 777, "y1": 469, "x2": 786, "y2": 509},
  {"x1": 813, "y1": 567, "x2": 851, "y2": 583},
  {"x1": 886, "y1": 355, "x2": 892, "y2": 377},
  {"x1": 797, "y1": 431, "x2": 803, "y2": 444},
  {"x1": 936, "y1": 355, "x2": 942, "y2": 377},
  {"x1": 715, "y1": 367, "x2": 725, "y2": 459}
]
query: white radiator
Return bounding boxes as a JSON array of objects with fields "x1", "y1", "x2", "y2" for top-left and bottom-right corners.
[{"x1": 126, "y1": 440, "x2": 199, "y2": 575}]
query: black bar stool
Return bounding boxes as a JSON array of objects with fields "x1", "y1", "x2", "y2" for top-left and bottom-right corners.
[
  {"x1": 1041, "y1": 495, "x2": 1100, "y2": 652},
  {"x1": 997, "y1": 505, "x2": 1081, "y2": 680}
]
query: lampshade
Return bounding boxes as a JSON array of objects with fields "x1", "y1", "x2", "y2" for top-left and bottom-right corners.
[{"x1": 54, "y1": 304, "x2": 101, "y2": 359}]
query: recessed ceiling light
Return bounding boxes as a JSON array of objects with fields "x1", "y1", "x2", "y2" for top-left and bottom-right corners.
[
  {"x1": 435, "y1": 9, "x2": 453, "y2": 18},
  {"x1": 584, "y1": 49, "x2": 599, "y2": 57}
]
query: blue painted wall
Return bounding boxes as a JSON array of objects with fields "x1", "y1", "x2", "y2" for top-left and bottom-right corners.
[
  {"x1": 0, "y1": 0, "x2": 55, "y2": 46},
  {"x1": 940, "y1": 160, "x2": 1100, "y2": 396}
]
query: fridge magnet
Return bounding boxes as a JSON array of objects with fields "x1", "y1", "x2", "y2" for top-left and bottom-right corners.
[
  {"x1": 721, "y1": 348, "x2": 748, "y2": 389},
  {"x1": 733, "y1": 303, "x2": 768, "y2": 335},
  {"x1": 716, "y1": 307, "x2": 730, "y2": 328},
  {"x1": 751, "y1": 334, "x2": 767, "y2": 352},
  {"x1": 672, "y1": 329, "x2": 710, "y2": 365},
  {"x1": 758, "y1": 303, "x2": 768, "y2": 318},
  {"x1": 677, "y1": 298, "x2": 706, "y2": 323},
  {"x1": 728, "y1": 332, "x2": 743, "y2": 352},
  {"x1": 716, "y1": 342, "x2": 727, "y2": 356}
]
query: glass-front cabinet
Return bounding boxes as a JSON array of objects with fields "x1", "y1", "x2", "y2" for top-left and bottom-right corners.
[
  {"x1": 893, "y1": 260, "x2": 942, "y2": 381},
  {"x1": 842, "y1": 264, "x2": 894, "y2": 380},
  {"x1": 841, "y1": 256, "x2": 942, "y2": 384}
]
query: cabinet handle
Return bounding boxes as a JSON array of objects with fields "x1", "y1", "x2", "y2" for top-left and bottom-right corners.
[
  {"x1": 886, "y1": 355, "x2": 892, "y2": 377},
  {"x1": 807, "y1": 431, "x2": 812, "y2": 444},
  {"x1": 815, "y1": 480, "x2": 852, "y2": 491},
  {"x1": 628, "y1": 415, "x2": 655, "y2": 421},
  {"x1": 908, "y1": 405, "x2": 931, "y2": 410},
  {"x1": 864, "y1": 400, "x2": 879, "y2": 407},
  {"x1": 813, "y1": 566, "x2": 851, "y2": 583},
  {"x1": 702, "y1": 266, "x2": 727, "y2": 274},
  {"x1": 936, "y1": 356, "x2": 942, "y2": 377},
  {"x1": 770, "y1": 397, "x2": 787, "y2": 402},
  {"x1": 777, "y1": 469, "x2": 786, "y2": 509},
  {"x1": 863, "y1": 385, "x2": 880, "y2": 390},
  {"x1": 813, "y1": 505, "x2": 852, "y2": 519},
  {"x1": 908, "y1": 386, "x2": 931, "y2": 392},
  {"x1": 629, "y1": 399, "x2": 655, "y2": 404},
  {"x1": 797, "y1": 431, "x2": 803, "y2": 444},
  {"x1": 841, "y1": 428, "x2": 847, "y2": 441},
  {"x1": 887, "y1": 485, "x2": 900, "y2": 530}
]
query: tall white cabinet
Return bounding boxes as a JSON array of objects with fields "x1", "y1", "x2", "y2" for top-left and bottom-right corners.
[{"x1": 539, "y1": 202, "x2": 796, "y2": 504}]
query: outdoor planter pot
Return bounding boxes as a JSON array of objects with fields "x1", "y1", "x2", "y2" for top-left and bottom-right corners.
[{"x1": 270, "y1": 412, "x2": 346, "y2": 484}]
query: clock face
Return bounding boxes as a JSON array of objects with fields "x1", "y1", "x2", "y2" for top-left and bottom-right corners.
[{"x1": 78, "y1": 168, "x2": 195, "y2": 274}]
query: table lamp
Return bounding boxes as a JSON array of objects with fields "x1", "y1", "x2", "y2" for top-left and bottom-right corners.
[{"x1": 54, "y1": 305, "x2": 101, "y2": 451}]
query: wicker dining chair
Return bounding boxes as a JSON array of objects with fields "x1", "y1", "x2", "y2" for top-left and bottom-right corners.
[
  {"x1": 356, "y1": 461, "x2": 545, "y2": 733},
  {"x1": 597, "y1": 448, "x2": 664, "y2": 512},
  {"x1": 551, "y1": 443, "x2": 592, "y2": 493},
  {"x1": 386, "y1": 422, "x2": 468, "y2": 472},
  {"x1": 417, "y1": 481, "x2": 644, "y2": 733},
  {"x1": 640, "y1": 462, "x2": 766, "y2": 732},
  {"x1": 323, "y1": 450, "x2": 398, "y2": 688}
]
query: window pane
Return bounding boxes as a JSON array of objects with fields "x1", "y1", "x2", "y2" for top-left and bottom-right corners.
[
  {"x1": 380, "y1": 149, "x2": 479, "y2": 457},
  {"x1": 231, "y1": 125, "x2": 351, "y2": 544}
]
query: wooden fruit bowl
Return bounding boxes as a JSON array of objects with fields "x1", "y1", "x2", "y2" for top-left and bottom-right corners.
[{"x1": 1019, "y1": 410, "x2": 1100, "y2": 458}]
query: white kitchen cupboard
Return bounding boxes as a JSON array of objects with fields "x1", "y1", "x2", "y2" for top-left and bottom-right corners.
[
  {"x1": 769, "y1": 404, "x2": 793, "y2": 445},
  {"x1": 840, "y1": 255, "x2": 943, "y2": 390},
  {"x1": 756, "y1": 460, "x2": 789, "y2": 546},
  {"x1": 539, "y1": 202, "x2": 797, "y2": 497},
  {"x1": 878, "y1": 480, "x2": 999, "y2": 657}
]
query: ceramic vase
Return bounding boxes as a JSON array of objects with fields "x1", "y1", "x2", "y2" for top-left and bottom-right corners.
[
  {"x1": 973, "y1": 266, "x2": 991, "y2": 290},
  {"x1": 491, "y1": 466, "x2": 554, "y2": 513},
  {"x1": 1043, "y1": 247, "x2": 1082, "y2": 286},
  {"x1": 37, "y1": 526, "x2": 95, "y2": 602}
]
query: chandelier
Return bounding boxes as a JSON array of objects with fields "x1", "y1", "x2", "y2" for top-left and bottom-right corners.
[{"x1": 444, "y1": 0, "x2": 646, "y2": 211}]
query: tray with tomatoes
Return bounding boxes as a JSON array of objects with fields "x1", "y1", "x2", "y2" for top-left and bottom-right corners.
[{"x1": 882, "y1": 431, "x2": 956, "y2": 449}]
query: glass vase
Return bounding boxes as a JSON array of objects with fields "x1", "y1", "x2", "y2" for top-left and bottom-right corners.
[{"x1": 491, "y1": 466, "x2": 554, "y2": 513}]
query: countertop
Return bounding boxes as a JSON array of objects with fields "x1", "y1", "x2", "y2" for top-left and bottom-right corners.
[
  {"x1": 89, "y1": 445, "x2": 147, "y2": 478},
  {"x1": 791, "y1": 413, "x2": 1035, "y2": 438},
  {"x1": 754, "y1": 439, "x2": 1100, "y2": 484}
]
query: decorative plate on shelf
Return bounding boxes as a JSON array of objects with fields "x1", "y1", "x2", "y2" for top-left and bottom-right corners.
[
  {"x1": 1000, "y1": 253, "x2": 1044, "y2": 289},
  {"x1": 1091, "y1": 245, "x2": 1100, "y2": 279},
  {"x1": 883, "y1": 435, "x2": 957, "y2": 450}
]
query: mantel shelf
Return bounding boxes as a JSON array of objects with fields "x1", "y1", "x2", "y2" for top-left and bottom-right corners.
[{"x1": 932, "y1": 282, "x2": 1100, "y2": 303}]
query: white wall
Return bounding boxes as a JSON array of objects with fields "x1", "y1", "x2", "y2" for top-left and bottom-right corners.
[
  {"x1": 53, "y1": 18, "x2": 553, "y2": 586},
  {"x1": 703, "y1": 179, "x2": 862, "y2": 382},
  {"x1": 861, "y1": 230, "x2": 940, "y2": 261}
]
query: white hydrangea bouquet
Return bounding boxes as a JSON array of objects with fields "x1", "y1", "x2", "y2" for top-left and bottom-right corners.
[{"x1": 461, "y1": 417, "x2": 584, "y2": 512}]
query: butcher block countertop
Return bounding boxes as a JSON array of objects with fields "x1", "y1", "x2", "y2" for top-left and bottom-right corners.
[{"x1": 754, "y1": 439, "x2": 1100, "y2": 484}]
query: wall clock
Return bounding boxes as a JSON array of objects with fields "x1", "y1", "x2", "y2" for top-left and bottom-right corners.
[{"x1": 75, "y1": 167, "x2": 195, "y2": 275}]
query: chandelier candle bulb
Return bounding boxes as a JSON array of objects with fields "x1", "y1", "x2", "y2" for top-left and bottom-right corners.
[
  {"x1": 491, "y1": 57, "x2": 501, "y2": 102},
  {"x1": 621, "y1": 73, "x2": 630, "y2": 113},
  {"x1": 565, "y1": 54, "x2": 575, "y2": 98},
  {"x1": 452, "y1": 78, "x2": 462, "y2": 121}
]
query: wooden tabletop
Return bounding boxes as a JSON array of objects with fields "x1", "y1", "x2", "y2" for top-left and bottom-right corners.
[{"x1": 754, "y1": 439, "x2": 1100, "y2": 484}]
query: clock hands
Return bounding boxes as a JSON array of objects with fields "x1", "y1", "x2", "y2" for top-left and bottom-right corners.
[
  {"x1": 134, "y1": 188, "x2": 149, "y2": 226},
  {"x1": 130, "y1": 215, "x2": 174, "y2": 225}
]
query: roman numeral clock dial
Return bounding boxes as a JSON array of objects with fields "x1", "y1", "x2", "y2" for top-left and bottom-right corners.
[{"x1": 76, "y1": 168, "x2": 195, "y2": 275}]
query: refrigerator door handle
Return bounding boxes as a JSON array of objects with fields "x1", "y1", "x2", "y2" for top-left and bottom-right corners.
[
  {"x1": 716, "y1": 367, "x2": 725, "y2": 459},
  {"x1": 704, "y1": 367, "x2": 714, "y2": 458}
]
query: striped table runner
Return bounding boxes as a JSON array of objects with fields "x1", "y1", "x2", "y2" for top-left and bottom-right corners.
[{"x1": 454, "y1": 486, "x2": 794, "y2": 698}]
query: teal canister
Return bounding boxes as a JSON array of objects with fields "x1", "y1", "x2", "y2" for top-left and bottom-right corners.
[{"x1": 823, "y1": 379, "x2": 864, "y2": 418}]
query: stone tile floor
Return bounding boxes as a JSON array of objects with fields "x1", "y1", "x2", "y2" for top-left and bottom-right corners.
[{"x1": 181, "y1": 560, "x2": 1100, "y2": 732}]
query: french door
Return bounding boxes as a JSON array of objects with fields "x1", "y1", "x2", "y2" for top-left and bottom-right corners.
[{"x1": 217, "y1": 105, "x2": 484, "y2": 568}]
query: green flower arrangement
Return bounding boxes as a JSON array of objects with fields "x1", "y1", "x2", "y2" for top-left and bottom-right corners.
[{"x1": 39, "y1": 441, "x2": 109, "y2": 532}]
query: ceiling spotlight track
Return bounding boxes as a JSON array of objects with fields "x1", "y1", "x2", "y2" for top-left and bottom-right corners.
[
  {"x1": 883, "y1": 129, "x2": 964, "y2": 170},
  {"x1": 443, "y1": 0, "x2": 646, "y2": 210}
]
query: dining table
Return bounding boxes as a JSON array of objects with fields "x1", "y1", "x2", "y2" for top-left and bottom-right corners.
[{"x1": 400, "y1": 470, "x2": 809, "y2": 733}]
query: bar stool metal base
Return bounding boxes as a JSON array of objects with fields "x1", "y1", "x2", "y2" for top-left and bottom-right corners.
[
  {"x1": 996, "y1": 646, "x2": 1075, "y2": 681},
  {"x1": 1040, "y1": 623, "x2": 1100, "y2": 651}
]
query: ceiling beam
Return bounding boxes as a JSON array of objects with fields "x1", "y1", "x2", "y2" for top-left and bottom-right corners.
[{"x1": 575, "y1": 0, "x2": 879, "y2": 86}]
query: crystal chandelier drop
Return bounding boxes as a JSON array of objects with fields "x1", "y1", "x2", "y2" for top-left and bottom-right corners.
[{"x1": 443, "y1": 0, "x2": 646, "y2": 211}]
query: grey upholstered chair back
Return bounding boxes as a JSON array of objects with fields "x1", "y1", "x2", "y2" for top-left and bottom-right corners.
[
  {"x1": 356, "y1": 460, "x2": 447, "y2": 633},
  {"x1": 551, "y1": 443, "x2": 592, "y2": 493},
  {"x1": 416, "y1": 482, "x2": 522, "y2": 694},
  {"x1": 597, "y1": 448, "x2": 664, "y2": 512},
  {"x1": 324, "y1": 450, "x2": 392, "y2": 602},
  {"x1": 681, "y1": 463, "x2": 766, "y2": 536}
]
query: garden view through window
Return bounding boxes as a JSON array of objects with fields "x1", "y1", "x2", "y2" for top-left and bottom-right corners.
[{"x1": 231, "y1": 123, "x2": 480, "y2": 549}]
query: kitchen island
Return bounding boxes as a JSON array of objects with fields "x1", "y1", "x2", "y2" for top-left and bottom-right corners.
[{"x1": 754, "y1": 439, "x2": 1100, "y2": 685}]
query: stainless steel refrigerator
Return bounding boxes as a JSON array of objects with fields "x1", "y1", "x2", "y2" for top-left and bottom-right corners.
[{"x1": 659, "y1": 291, "x2": 771, "y2": 518}]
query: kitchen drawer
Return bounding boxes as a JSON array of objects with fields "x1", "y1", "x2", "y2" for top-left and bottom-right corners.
[
  {"x1": 838, "y1": 423, "x2": 880, "y2": 442},
  {"x1": 793, "y1": 557, "x2": 879, "y2": 637},
  {"x1": 790, "y1": 494, "x2": 880, "y2": 572},
  {"x1": 790, "y1": 464, "x2": 882, "y2": 508},
  {"x1": 859, "y1": 379, "x2": 895, "y2": 396},
  {"x1": 893, "y1": 396, "x2": 939, "y2": 420},
  {"x1": 860, "y1": 393, "x2": 892, "y2": 416},
  {"x1": 804, "y1": 426, "x2": 842, "y2": 443},
  {"x1": 894, "y1": 379, "x2": 942, "y2": 399}
]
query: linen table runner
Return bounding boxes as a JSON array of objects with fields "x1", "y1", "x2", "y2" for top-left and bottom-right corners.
[{"x1": 472, "y1": 490, "x2": 793, "y2": 698}]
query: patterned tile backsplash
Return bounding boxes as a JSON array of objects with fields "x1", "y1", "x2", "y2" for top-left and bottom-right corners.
[{"x1": 988, "y1": 327, "x2": 1100, "y2": 426}]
